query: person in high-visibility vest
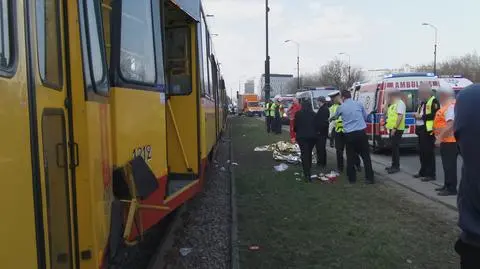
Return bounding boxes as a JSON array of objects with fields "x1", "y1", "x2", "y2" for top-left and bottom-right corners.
[
  {"x1": 414, "y1": 82, "x2": 440, "y2": 182},
  {"x1": 328, "y1": 91, "x2": 361, "y2": 172},
  {"x1": 434, "y1": 85, "x2": 458, "y2": 196},
  {"x1": 265, "y1": 100, "x2": 275, "y2": 133},
  {"x1": 385, "y1": 90, "x2": 406, "y2": 174},
  {"x1": 272, "y1": 100, "x2": 283, "y2": 134}
]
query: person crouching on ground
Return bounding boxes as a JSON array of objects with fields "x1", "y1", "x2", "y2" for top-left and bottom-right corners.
[
  {"x1": 294, "y1": 99, "x2": 317, "y2": 182},
  {"x1": 289, "y1": 98, "x2": 302, "y2": 143},
  {"x1": 315, "y1": 96, "x2": 330, "y2": 171},
  {"x1": 434, "y1": 85, "x2": 459, "y2": 196}
]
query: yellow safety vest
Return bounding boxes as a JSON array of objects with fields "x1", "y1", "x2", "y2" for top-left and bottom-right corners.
[
  {"x1": 425, "y1": 96, "x2": 436, "y2": 132},
  {"x1": 386, "y1": 101, "x2": 406, "y2": 131},
  {"x1": 265, "y1": 103, "x2": 275, "y2": 117},
  {"x1": 329, "y1": 104, "x2": 344, "y2": 133}
]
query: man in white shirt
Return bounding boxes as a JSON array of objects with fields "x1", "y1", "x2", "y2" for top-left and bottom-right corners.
[{"x1": 386, "y1": 91, "x2": 406, "y2": 174}]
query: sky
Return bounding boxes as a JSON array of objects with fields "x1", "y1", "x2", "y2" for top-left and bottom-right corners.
[{"x1": 202, "y1": 0, "x2": 480, "y2": 96}]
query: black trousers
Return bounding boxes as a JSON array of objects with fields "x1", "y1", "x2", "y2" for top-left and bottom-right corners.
[
  {"x1": 389, "y1": 129, "x2": 404, "y2": 169},
  {"x1": 297, "y1": 138, "x2": 317, "y2": 179},
  {"x1": 455, "y1": 238, "x2": 480, "y2": 269},
  {"x1": 345, "y1": 130, "x2": 374, "y2": 183},
  {"x1": 316, "y1": 135, "x2": 327, "y2": 167},
  {"x1": 440, "y1": 142, "x2": 458, "y2": 192},
  {"x1": 273, "y1": 117, "x2": 282, "y2": 134},
  {"x1": 416, "y1": 125, "x2": 436, "y2": 178},
  {"x1": 329, "y1": 129, "x2": 335, "y2": 147},
  {"x1": 266, "y1": 116, "x2": 273, "y2": 133},
  {"x1": 335, "y1": 131, "x2": 360, "y2": 172}
]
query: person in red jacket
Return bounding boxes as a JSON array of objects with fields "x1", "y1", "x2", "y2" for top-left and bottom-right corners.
[{"x1": 289, "y1": 98, "x2": 302, "y2": 143}]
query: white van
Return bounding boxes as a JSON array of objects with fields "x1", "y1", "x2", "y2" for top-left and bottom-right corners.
[{"x1": 296, "y1": 87, "x2": 336, "y2": 112}]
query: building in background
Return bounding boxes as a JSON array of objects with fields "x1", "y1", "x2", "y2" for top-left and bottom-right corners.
[
  {"x1": 244, "y1": 80, "x2": 255, "y2": 93},
  {"x1": 260, "y1": 74, "x2": 294, "y2": 100}
]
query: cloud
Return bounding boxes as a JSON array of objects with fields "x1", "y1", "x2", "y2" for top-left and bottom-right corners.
[{"x1": 202, "y1": 0, "x2": 370, "y2": 94}]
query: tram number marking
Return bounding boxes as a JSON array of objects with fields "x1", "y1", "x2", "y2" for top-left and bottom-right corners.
[{"x1": 133, "y1": 145, "x2": 152, "y2": 161}]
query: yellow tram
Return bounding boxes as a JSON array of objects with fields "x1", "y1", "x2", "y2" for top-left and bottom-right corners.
[{"x1": 0, "y1": 0, "x2": 227, "y2": 268}]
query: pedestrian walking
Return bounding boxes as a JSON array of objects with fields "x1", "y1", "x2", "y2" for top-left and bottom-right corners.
[
  {"x1": 453, "y1": 84, "x2": 480, "y2": 268},
  {"x1": 333, "y1": 90, "x2": 374, "y2": 184},
  {"x1": 294, "y1": 99, "x2": 318, "y2": 182},
  {"x1": 272, "y1": 100, "x2": 283, "y2": 134},
  {"x1": 328, "y1": 91, "x2": 361, "y2": 173},
  {"x1": 265, "y1": 99, "x2": 274, "y2": 133},
  {"x1": 434, "y1": 85, "x2": 458, "y2": 196},
  {"x1": 315, "y1": 96, "x2": 330, "y2": 170},
  {"x1": 385, "y1": 90, "x2": 406, "y2": 174},
  {"x1": 414, "y1": 82, "x2": 440, "y2": 182},
  {"x1": 289, "y1": 98, "x2": 302, "y2": 143}
]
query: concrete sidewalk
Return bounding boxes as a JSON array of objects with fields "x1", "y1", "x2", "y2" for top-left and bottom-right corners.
[
  {"x1": 325, "y1": 146, "x2": 457, "y2": 210},
  {"x1": 258, "y1": 117, "x2": 458, "y2": 211}
]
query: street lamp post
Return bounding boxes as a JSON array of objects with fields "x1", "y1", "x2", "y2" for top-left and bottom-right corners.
[
  {"x1": 422, "y1": 22, "x2": 438, "y2": 75},
  {"x1": 264, "y1": 0, "x2": 271, "y2": 101},
  {"x1": 339, "y1": 52, "x2": 351, "y2": 82},
  {"x1": 285, "y1": 40, "x2": 300, "y2": 90}
]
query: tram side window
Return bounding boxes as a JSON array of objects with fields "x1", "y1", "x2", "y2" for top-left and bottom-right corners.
[
  {"x1": 0, "y1": 0, "x2": 14, "y2": 73},
  {"x1": 120, "y1": 0, "x2": 156, "y2": 85},
  {"x1": 166, "y1": 27, "x2": 192, "y2": 95},
  {"x1": 79, "y1": 0, "x2": 108, "y2": 94},
  {"x1": 36, "y1": 0, "x2": 63, "y2": 89}
]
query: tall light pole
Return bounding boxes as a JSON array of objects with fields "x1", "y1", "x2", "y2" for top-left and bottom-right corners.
[
  {"x1": 264, "y1": 0, "x2": 271, "y2": 101},
  {"x1": 339, "y1": 52, "x2": 351, "y2": 82},
  {"x1": 422, "y1": 22, "x2": 438, "y2": 75},
  {"x1": 285, "y1": 40, "x2": 300, "y2": 90}
]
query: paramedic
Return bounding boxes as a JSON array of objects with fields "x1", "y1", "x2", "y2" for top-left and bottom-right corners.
[
  {"x1": 414, "y1": 82, "x2": 440, "y2": 182},
  {"x1": 294, "y1": 99, "x2": 318, "y2": 182},
  {"x1": 315, "y1": 96, "x2": 330, "y2": 170},
  {"x1": 333, "y1": 90, "x2": 374, "y2": 184},
  {"x1": 385, "y1": 91, "x2": 406, "y2": 174},
  {"x1": 433, "y1": 86, "x2": 458, "y2": 196},
  {"x1": 328, "y1": 90, "x2": 361, "y2": 172},
  {"x1": 265, "y1": 100, "x2": 274, "y2": 133},
  {"x1": 454, "y1": 84, "x2": 480, "y2": 268},
  {"x1": 289, "y1": 99, "x2": 302, "y2": 143}
]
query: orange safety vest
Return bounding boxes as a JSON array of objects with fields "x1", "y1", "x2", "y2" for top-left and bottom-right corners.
[{"x1": 433, "y1": 100, "x2": 456, "y2": 143}]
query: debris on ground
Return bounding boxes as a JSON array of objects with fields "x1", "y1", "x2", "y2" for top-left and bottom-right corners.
[
  {"x1": 254, "y1": 141, "x2": 320, "y2": 165},
  {"x1": 295, "y1": 178, "x2": 303, "y2": 181},
  {"x1": 274, "y1": 163, "x2": 289, "y2": 172},
  {"x1": 179, "y1": 248, "x2": 193, "y2": 257},
  {"x1": 232, "y1": 162, "x2": 239, "y2": 166},
  {"x1": 294, "y1": 172, "x2": 300, "y2": 176},
  {"x1": 220, "y1": 167, "x2": 226, "y2": 172},
  {"x1": 248, "y1": 245, "x2": 260, "y2": 251}
]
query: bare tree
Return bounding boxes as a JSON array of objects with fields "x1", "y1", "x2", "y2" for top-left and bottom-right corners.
[
  {"x1": 416, "y1": 52, "x2": 480, "y2": 82},
  {"x1": 319, "y1": 59, "x2": 364, "y2": 91}
]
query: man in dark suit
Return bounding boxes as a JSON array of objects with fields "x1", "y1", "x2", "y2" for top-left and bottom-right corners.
[{"x1": 315, "y1": 96, "x2": 330, "y2": 170}]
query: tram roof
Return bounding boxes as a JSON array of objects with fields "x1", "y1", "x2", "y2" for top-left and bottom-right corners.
[{"x1": 170, "y1": 0, "x2": 202, "y2": 21}]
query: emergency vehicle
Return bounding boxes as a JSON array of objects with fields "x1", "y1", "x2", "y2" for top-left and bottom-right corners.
[
  {"x1": 438, "y1": 75, "x2": 473, "y2": 96},
  {"x1": 352, "y1": 73, "x2": 440, "y2": 151},
  {"x1": 296, "y1": 87, "x2": 337, "y2": 113}
]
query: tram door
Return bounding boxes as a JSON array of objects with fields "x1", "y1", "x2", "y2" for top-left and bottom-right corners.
[{"x1": 29, "y1": 0, "x2": 76, "y2": 268}]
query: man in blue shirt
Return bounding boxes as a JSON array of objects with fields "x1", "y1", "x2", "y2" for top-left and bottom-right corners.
[
  {"x1": 334, "y1": 90, "x2": 374, "y2": 184},
  {"x1": 454, "y1": 84, "x2": 480, "y2": 268}
]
